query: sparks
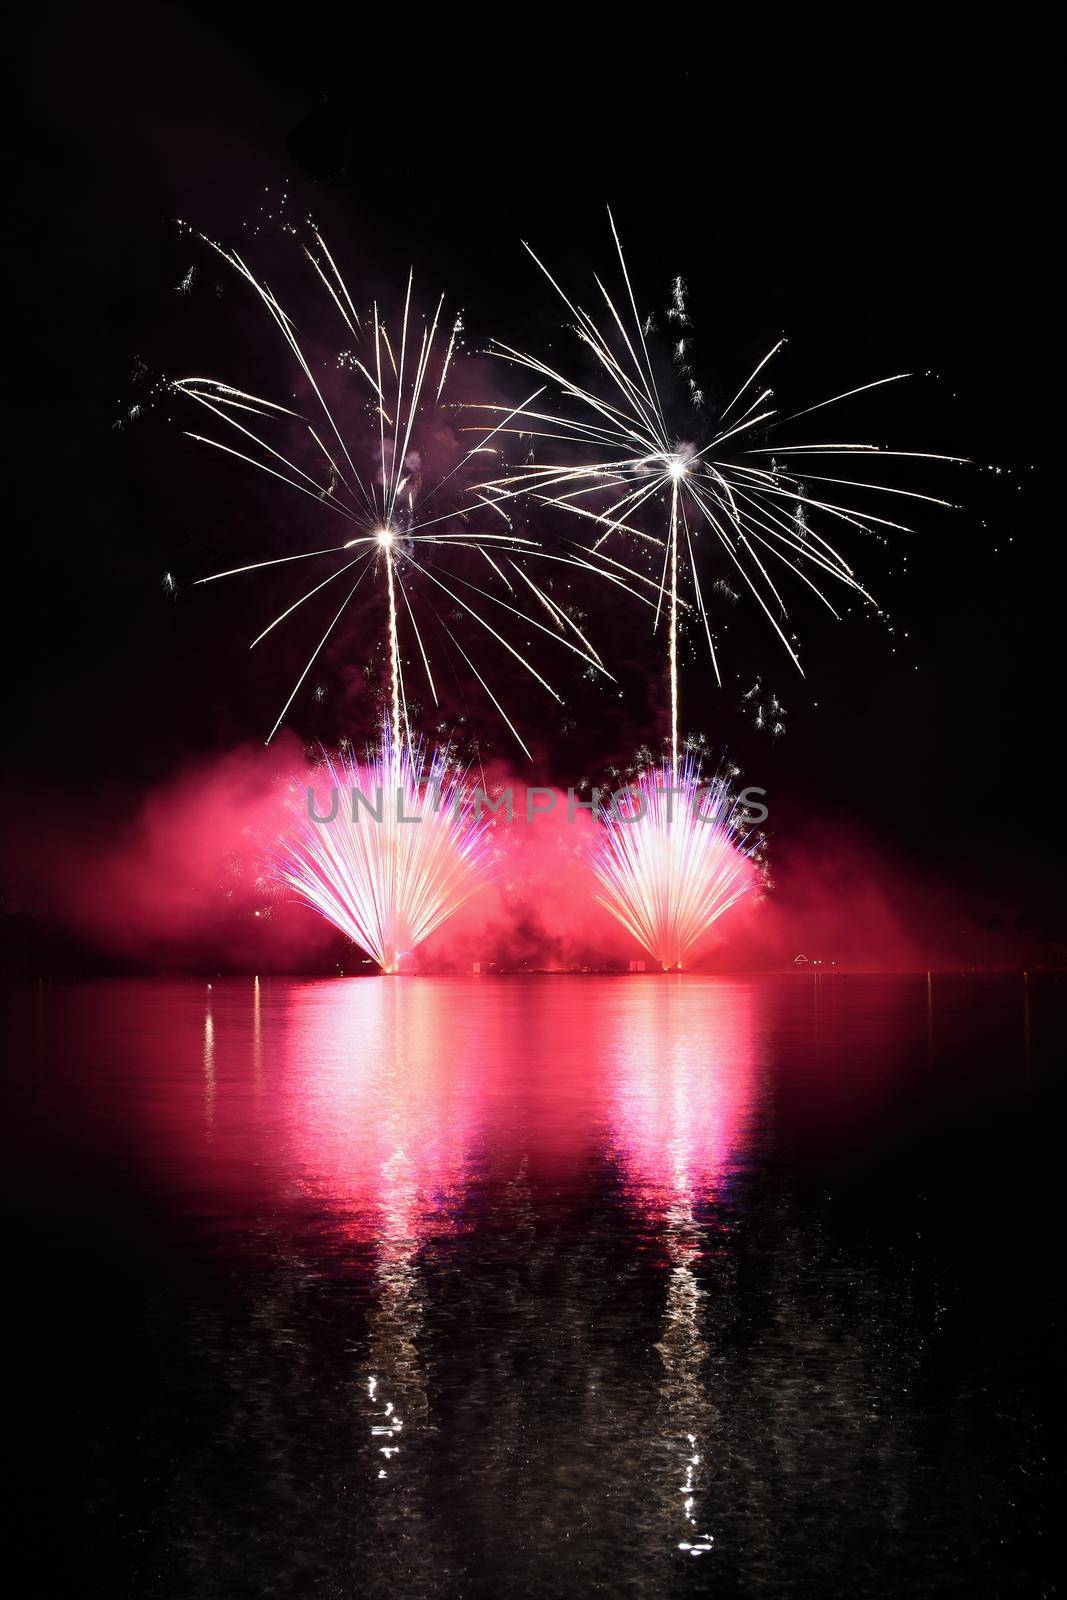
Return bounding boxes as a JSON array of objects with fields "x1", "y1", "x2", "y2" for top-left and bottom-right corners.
[
  {"x1": 275, "y1": 725, "x2": 492, "y2": 974},
  {"x1": 173, "y1": 231, "x2": 653, "y2": 755},
  {"x1": 476, "y1": 210, "x2": 963, "y2": 779},
  {"x1": 592, "y1": 756, "x2": 758, "y2": 972}
]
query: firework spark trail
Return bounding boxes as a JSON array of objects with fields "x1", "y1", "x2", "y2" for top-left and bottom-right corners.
[
  {"x1": 592, "y1": 757, "x2": 757, "y2": 972},
  {"x1": 475, "y1": 210, "x2": 965, "y2": 778},
  {"x1": 275, "y1": 726, "x2": 492, "y2": 974},
  {"x1": 174, "y1": 231, "x2": 666, "y2": 753}
]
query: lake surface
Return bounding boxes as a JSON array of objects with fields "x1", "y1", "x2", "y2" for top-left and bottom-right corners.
[{"x1": 6, "y1": 973, "x2": 1060, "y2": 1597}]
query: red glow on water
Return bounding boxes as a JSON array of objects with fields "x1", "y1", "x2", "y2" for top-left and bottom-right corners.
[
  {"x1": 271, "y1": 976, "x2": 760, "y2": 1254},
  {"x1": 117, "y1": 975, "x2": 763, "y2": 1261},
  {"x1": 606, "y1": 980, "x2": 759, "y2": 1236},
  {"x1": 279, "y1": 978, "x2": 485, "y2": 1250}
]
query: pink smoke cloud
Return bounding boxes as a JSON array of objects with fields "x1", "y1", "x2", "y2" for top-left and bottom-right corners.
[{"x1": 2, "y1": 746, "x2": 976, "y2": 973}]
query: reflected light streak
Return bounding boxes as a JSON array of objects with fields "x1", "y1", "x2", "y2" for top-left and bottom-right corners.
[
  {"x1": 608, "y1": 979, "x2": 760, "y2": 1565},
  {"x1": 203, "y1": 1003, "x2": 215, "y2": 1137},
  {"x1": 609, "y1": 980, "x2": 758, "y2": 1232},
  {"x1": 252, "y1": 975, "x2": 262, "y2": 1091},
  {"x1": 280, "y1": 979, "x2": 482, "y2": 1506}
]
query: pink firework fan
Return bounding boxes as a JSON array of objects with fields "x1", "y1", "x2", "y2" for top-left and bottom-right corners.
[
  {"x1": 592, "y1": 756, "x2": 759, "y2": 972},
  {"x1": 276, "y1": 725, "x2": 493, "y2": 974}
]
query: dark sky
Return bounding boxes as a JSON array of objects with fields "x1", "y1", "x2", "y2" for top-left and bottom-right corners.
[{"x1": 15, "y1": 4, "x2": 1063, "y2": 939}]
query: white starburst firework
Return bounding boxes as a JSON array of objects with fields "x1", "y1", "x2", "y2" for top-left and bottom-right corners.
[
  {"x1": 476, "y1": 210, "x2": 964, "y2": 777},
  {"x1": 174, "y1": 230, "x2": 666, "y2": 755}
]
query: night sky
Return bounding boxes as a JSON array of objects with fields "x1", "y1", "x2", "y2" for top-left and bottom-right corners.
[{"x1": 12, "y1": 5, "x2": 1063, "y2": 963}]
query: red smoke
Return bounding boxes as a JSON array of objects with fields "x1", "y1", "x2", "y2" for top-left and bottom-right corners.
[
  {"x1": 4, "y1": 740, "x2": 334, "y2": 972},
  {"x1": 2, "y1": 745, "x2": 976, "y2": 972}
]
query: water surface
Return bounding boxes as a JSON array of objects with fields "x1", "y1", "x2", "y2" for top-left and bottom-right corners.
[{"x1": 6, "y1": 974, "x2": 1058, "y2": 1597}]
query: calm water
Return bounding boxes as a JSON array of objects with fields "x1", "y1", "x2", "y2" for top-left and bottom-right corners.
[{"x1": 6, "y1": 974, "x2": 1060, "y2": 1597}]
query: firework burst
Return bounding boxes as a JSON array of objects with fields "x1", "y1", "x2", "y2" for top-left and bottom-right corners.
[
  {"x1": 276, "y1": 726, "x2": 492, "y2": 974},
  {"x1": 173, "y1": 229, "x2": 666, "y2": 756},
  {"x1": 592, "y1": 757, "x2": 758, "y2": 972},
  {"x1": 476, "y1": 210, "x2": 964, "y2": 778}
]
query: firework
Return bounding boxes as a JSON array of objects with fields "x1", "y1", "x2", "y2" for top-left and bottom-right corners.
[
  {"x1": 592, "y1": 757, "x2": 757, "y2": 972},
  {"x1": 476, "y1": 210, "x2": 963, "y2": 778},
  {"x1": 174, "y1": 231, "x2": 664, "y2": 756},
  {"x1": 276, "y1": 726, "x2": 491, "y2": 974}
]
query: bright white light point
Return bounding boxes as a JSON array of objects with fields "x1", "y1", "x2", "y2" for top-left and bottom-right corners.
[
  {"x1": 376, "y1": 527, "x2": 395, "y2": 548},
  {"x1": 667, "y1": 454, "x2": 688, "y2": 481}
]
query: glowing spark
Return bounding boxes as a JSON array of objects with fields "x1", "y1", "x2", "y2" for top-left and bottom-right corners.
[
  {"x1": 276, "y1": 726, "x2": 492, "y2": 974},
  {"x1": 478, "y1": 211, "x2": 959, "y2": 778},
  {"x1": 592, "y1": 757, "x2": 757, "y2": 972},
  {"x1": 176, "y1": 233, "x2": 623, "y2": 752}
]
